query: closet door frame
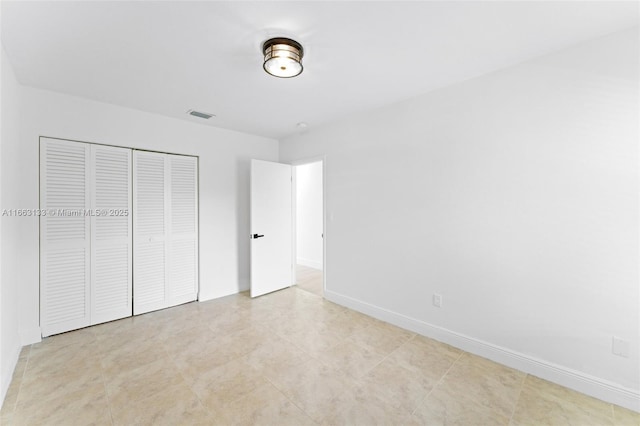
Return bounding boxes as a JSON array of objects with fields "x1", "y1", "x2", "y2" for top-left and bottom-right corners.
[{"x1": 40, "y1": 137, "x2": 200, "y2": 335}]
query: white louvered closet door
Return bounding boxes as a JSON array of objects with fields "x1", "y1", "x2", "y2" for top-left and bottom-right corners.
[
  {"x1": 133, "y1": 151, "x2": 169, "y2": 315},
  {"x1": 90, "y1": 145, "x2": 132, "y2": 325},
  {"x1": 168, "y1": 155, "x2": 198, "y2": 306},
  {"x1": 40, "y1": 138, "x2": 91, "y2": 337}
]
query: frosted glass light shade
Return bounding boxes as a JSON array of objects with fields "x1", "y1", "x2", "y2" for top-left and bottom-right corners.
[{"x1": 263, "y1": 38, "x2": 304, "y2": 78}]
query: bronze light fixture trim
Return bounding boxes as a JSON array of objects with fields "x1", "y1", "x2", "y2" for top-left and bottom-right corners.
[{"x1": 263, "y1": 37, "x2": 304, "y2": 78}]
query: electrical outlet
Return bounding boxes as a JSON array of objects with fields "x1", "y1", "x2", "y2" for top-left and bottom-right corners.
[
  {"x1": 432, "y1": 293, "x2": 442, "y2": 308},
  {"x1": 612, "y1": 337, "x2": 630, "y2": 358}
]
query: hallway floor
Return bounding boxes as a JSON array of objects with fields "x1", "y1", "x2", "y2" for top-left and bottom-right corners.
[{"x1": 295, "y1": 264, "x2": 323, "y2": 297}]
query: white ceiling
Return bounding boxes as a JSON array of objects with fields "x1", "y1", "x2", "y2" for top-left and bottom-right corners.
[{"x1": 2, "y1": 1, "x2": 638, "y2": 139}]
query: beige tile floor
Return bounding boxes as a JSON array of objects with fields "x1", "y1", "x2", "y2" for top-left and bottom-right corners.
[{"x1": 1, "y1": 274, "x2": 638, "y2": 425}]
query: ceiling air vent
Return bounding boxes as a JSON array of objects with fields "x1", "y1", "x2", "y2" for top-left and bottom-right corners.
[{"x1": 187, "y1": 109, "x2": 215, "y2": 120}]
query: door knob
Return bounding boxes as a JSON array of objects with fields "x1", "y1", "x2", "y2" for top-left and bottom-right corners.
[{"x1": 252, "y1": 234, "x2": 265, "y2": 239}]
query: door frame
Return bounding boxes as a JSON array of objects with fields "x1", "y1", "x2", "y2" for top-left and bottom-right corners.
[{"x1": 289, "y1": 156, "x2": 326, "y2": 296}]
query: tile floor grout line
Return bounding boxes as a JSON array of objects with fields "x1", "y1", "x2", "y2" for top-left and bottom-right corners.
[
  {"x1": 184, "y1": 385, "x2": 218, "y2": 421},
  {"x1": 167, "y1": 320, "x2": 303, "y2": 423},
  {"x1": 609, "y1": 402, "x2": 616, "y2": 423},
  {"x1": 167, "y1": 348, "x2": 211, "y2": 416},
  {"x1": 356, "y1": 331, "x2": 417, "y2": 381},
  {"x1": 366, "y1": 332, "x2": 425, "y2": 415},
  {"x1": 143, "y1": 331, "x2": 222, "y2": 424},
  {"x1": 610, "y1": 403, "x2": 614, "y2": 421},
  {"x1": 99, "y1": 367, "x2": 116, "y2": 425},
  {"x1": 410, "y1": 350, "x2": 465, "y2": 417},
  {"x1": 601, "y1": 405, "x2": 620, "y2": 423},
  {"x1": 10, "y1": 345, "x2": 33, "y2": 413},
  {"x1": 252, "y1": 326, "x2": 352, "y2": 426},
  {"x1": 261, "y1": 372, "x2": 320, "y2": 425},
  {"x1": 96, "y1": 336, "x2": 117, "y2": 425},
  {"x1": 506, "y1": 372, "x2": 528, "y2": 425}
]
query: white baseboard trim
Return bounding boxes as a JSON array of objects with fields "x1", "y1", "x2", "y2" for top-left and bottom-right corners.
[
  {"x1": 0, "y1": 345, "x2": 20, "y2": 410},
  {"x1": 325, "y1": 290, "x2": 640, "y2": 413},
  {"x1": 20, "y1": 327, "x2": 41, "y2": 346},
  {"x1": 297, "y1": 257, "x2": 323, "y2": 270}
]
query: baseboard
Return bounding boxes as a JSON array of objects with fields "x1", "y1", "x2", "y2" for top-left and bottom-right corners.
[
  {"x1": 0, "y1": 345, "x2": 20, "y2": 410},
  {"x1": 297, "y1": 257, "x2": 323, "y2": 270},
  {"x1": 20, "y1": 326, "x2": 41, "y2": 346},
  {"x1": 325, "y1": 290, "x2": 640, "y2": 413}
]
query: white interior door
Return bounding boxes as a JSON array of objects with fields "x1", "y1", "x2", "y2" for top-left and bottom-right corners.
[
  {"x1": 40, "y1": 138, "x2": 91, "y2": 337},
  {"x1": 250, "y1": 159, "x2": 292, "y2": 297}
]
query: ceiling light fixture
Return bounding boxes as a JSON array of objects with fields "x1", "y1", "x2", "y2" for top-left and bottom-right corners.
[{"x1": 262, "y1": 37, "x2": 304, "y2": 78}]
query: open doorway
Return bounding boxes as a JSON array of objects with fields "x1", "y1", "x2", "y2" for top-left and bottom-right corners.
[{"x1": 293, "y1": 160, "x2": 323, "y2": 296}]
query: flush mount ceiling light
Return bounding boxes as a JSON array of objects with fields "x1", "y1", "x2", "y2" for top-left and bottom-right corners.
[{"x1": 262, "y1": 37, "x2": 304, "y2": 78}]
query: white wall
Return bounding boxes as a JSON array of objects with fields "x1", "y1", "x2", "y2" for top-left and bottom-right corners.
[
  {"x1": 0, "y1": 46, "x2": 22, "y2": 407},
  {"x1": 4, "y1": 86, "x2": 277, "y2": 346},
  {"x1": 295, "y1": 161, "x2": 323, "y2": 270},
  {"x1": 280, "y1": 28, "x2": 639, "y2": 409}
]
